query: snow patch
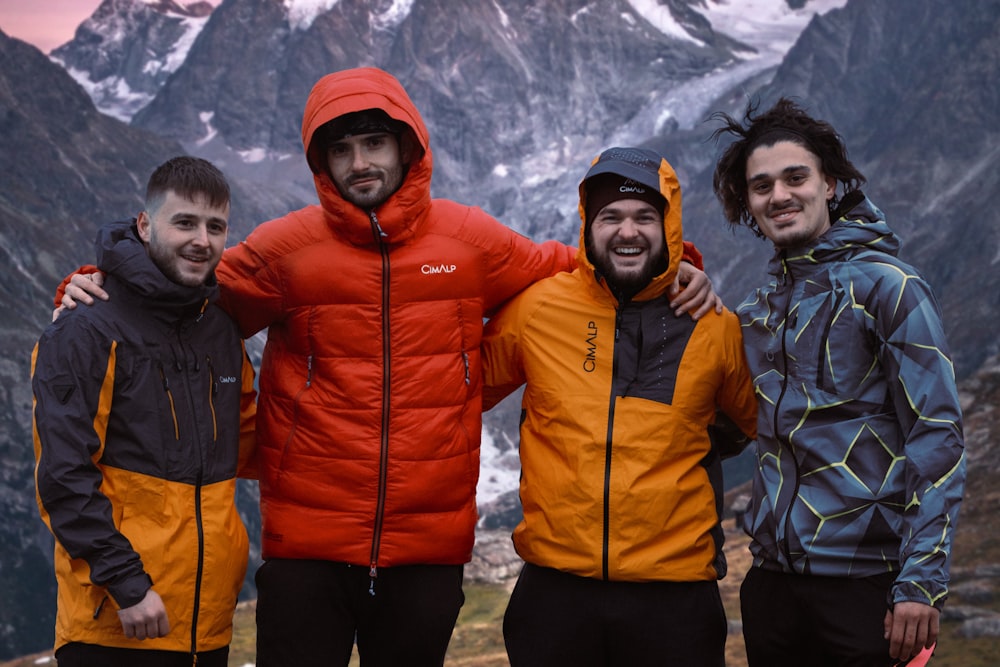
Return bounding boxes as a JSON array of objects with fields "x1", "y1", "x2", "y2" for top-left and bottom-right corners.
[
  {"x1": 477, "y1": 429, "x2": 521, "y2": 506},
  {"x1": 372, "y1": 0, "x2": 415, "y2": 31},
  {"x1": 694, "y1": 0, "x2": 849, "y2": 59},
  {"x1": 283, "y1": 0, "x2": 341, "y2": 31},
  {"x1": 626, "y1": 0, "x2": 705, "y2": 46},
  {"x1": 162, "y1": 16, "x2": 210, "y2": 72},
  {"x1": 57, "y1": 64, "x2": 153, "y2": 122},
  {"x1": 196, "y1": 111, "x2": 218, "y2": 147}
]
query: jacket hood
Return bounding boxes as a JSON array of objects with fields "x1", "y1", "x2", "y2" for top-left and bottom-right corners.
[
  {"x1": 302, "y1": 67, "x2": 433, "y2": 246},
  {"x1": 769, "y1": 191, "x2": 900, "y2": 278},
  {"x1": 95, "y1": 220, "x2": 218, "y2": 309},
  {"x1": 576, "y1": 147, "x2": 684, "y2": 301}
]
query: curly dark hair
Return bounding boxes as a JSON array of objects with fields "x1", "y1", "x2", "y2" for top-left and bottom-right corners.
[{"x1": 709, "y1": 97, "x2": 866, "y2": 238}]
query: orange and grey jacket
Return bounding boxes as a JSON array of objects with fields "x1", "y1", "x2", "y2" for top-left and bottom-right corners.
[
  {"x1": 482, "y1": 150, "x2": 758, "y2": 582},
  {"x1": 32, "y1": 221, "x2": 257, "y2": 653},
  {"x1": 216, "y1": 67, "x2": 577, "y2": 572}
]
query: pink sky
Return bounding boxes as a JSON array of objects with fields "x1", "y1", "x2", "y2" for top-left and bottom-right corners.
[{"x1": 0, "y1": 0, "x2": 220, "y2": 53}]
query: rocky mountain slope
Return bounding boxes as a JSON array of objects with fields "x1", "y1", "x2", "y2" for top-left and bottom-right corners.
[{"x1": 0, "y1": 0, "x2": 997, "y2": 659}]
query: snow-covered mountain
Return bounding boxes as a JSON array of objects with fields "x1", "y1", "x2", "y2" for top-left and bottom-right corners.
[
  {"x1": 2, "y1": 0, "x2": 998, "y2": 659},
  {"x1": 50, "y1": 0, "x2": 215, "y2": 121}
]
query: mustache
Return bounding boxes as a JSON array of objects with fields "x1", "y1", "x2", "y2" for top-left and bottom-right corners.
[
  {"x1": 767, "y1": 199, "x2": 801, "y2": 216},
  {"x1": 347, "y1": 170, "x2": 382, "y2": 186}
]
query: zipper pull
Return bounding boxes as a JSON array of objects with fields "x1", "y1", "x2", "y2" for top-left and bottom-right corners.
[
  {"x1": 93, "y1": 595, "x2": 108, "y2": 619},
  {"x1": 370, "y1": 211, "x2": 388, "y2": 238},
  {"x1": 369, "y1": 563, "x2": 378, "y2": 596},
  {"x1": 462, "y1": 351, "x2": 470, "y2": 385}
]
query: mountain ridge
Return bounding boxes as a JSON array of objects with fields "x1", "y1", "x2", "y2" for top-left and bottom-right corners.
[{"x1": 0, "y1": 0, "x2": 997, "y2": 659}]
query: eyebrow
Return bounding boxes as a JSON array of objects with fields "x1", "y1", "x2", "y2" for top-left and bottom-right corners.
[
  {"x1": 169, "y1": 212, "x2": 229, "y2": 227},
  {"x1": 748, "y1": 164, "x2": 812, "y2": 185}
]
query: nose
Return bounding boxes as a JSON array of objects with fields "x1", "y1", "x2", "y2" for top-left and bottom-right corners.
[
  {"x1": 617, "y1": 218, "x2": 641, "y2": 239},
  {"x1": 350, "y1": 145, "x2": 369, "y2": 171},
  {"x1": 771, "y1": 180, "x2": 792, "y2": 202},
  {"x1": 189, "y1": 224, "x2": 210, "y2": 247}
]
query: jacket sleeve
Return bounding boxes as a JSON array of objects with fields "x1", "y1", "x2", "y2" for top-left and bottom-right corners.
[
  {"x1": 466, "y1": 210, "x2": 576, "y2": 315},
  {"x1": 236, "y1": 343, "x2": 259, "y2": 479},
  {"x1": 681, "y1": 241, "x2": 704, "y2": 271},
  {"x1": 481, "y1": 293, "x2": 529, "y2": 411},
  {"x1": 215, "y1": 223, "x2": 291, "y2": 337},
  {"x1": 876, "y1": 273, "x2": 965, "y2": 609},
  {"x1": 31, "y1": 320, "x2": 152, "y2": 609},
  {"x1": 710, "y1": 310, "x2": 758, "y2": 457}
]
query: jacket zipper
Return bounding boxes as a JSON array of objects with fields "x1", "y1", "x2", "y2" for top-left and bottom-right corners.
[
  {"x1": 176, "y1": 329, "x2": 205, "y2": 658},
  {"x1": 369, "y1": 211, "x2": 391, "y2": 595},
  {"x1": 774, "y1": 256, "x2": 802, "y2": 569},
  {"x1": 601, "y1": 308, "x2": 624, "y2": 580}
]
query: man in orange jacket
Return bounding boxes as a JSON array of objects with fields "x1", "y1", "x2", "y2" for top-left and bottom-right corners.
[
  {"x1": 482, "y1": 147, "x2": 757, "y2": 667},
  {"x1": 34, "y1": 157, "x2": 257, "y2": 666},
  {"x1": 58, "y1": 69, "x2": 721, "y2": 666}
]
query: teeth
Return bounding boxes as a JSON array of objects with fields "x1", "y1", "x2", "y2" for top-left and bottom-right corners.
[{"x1": 615, "y1": 248, "x2": 642, "y2": 255}]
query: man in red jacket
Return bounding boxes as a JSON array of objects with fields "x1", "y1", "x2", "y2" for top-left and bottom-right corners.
[{"x1": 59, "y1": 67, "x2": 720, "y2": 666}]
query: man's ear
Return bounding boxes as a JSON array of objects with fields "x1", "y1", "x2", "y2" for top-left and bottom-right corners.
[{"x1": 136, "y1": 211, "x2": 152, "y2": 243}]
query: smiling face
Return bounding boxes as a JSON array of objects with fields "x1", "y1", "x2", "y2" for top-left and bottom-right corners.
[
  {"x1": 746, "y1": 140, "x2": 836, "y2": 249},
  {"x1": 587, "y1": 198, "x2": 666, "y2": 296},
  {"x1": 137, "y1": 189, "x2": 229, "y2": 287},
  {"x1": 326, "y1": 132, "x2": 408, "y2": 210}
]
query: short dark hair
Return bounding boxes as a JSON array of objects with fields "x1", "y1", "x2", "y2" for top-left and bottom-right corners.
[
  {"x1": 710, "y1": 97, "x2": 866, "y2": 238},
  {"x1": 145, "y1": 156, "x2": 230, "y2": 215}
]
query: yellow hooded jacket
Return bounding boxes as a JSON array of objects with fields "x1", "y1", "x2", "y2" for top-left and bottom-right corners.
[{"x1": 482, "y1": 148, "x2": 757, "y2": 582}]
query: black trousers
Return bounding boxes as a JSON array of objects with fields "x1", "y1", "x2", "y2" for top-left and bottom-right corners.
[
  {"x1": 741, "y1": 566, "x2": 897, "y2": 667},
  {"x1": 503, "y1": 562, "x2": 727, "y2": 667},
  {"x1": 56, "y1": 642, "x2": 228, "y2": 667},
  {"x1": 255, "y1": 558, "x2": 465, "y2": 667}
]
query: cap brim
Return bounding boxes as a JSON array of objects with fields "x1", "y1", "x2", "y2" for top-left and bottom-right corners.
[{"x1": 583, "y1": 159, "x2": 661, "y2": 192}]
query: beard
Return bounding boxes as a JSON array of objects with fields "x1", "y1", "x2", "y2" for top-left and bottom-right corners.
[
  {"x1": 587, "y1": 240, "x2": 667, "y2": 301},
  {"x1": 147, "y1": 232, "x2": 213, "y2": 287},
  {"x1": 339, "y1": 164, "x2": 405, "y2": 210}
]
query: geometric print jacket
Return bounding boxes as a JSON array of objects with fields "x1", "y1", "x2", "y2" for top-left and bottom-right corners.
[{"x1": 737, "y1": 192, "x2": 965, "y2": 610}]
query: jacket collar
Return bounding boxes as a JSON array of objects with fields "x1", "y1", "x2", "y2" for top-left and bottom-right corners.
[{"x1": 768, "y1": 192, "x2": 900, "y2": 279}]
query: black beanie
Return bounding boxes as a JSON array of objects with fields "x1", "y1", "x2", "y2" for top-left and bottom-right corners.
[
  {"x1": 582, "y1": 147, "x2": 667, "y2": 225},
  {"x1": 320, "y1": 108, "x2": 404, "y2": 143}
]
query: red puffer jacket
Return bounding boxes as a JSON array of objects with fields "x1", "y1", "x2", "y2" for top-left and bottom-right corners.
[{"x1": 217, "y1": 67, "x2": 577, "y2": 573}]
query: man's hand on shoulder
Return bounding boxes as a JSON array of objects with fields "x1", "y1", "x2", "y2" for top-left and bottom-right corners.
[
  {"x1": 53, "y1": 272, "x2": 108, "y2": 321},
  {"x1": 117, "y1": 588, "x2": 170, "y2": 640},
  {"x1": 884, "y1": 600, "x2": 939, "y2": 662},
  {"x1": 671, "y1": 262, "x2": 724, "y2": 320}
]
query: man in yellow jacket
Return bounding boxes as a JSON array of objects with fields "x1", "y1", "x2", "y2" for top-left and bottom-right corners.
[
  {"x1": 33, "y1": 157, "x2": 257, "y2": 666},
  {"x1": 481, "y1": 147, "x2": 758, "y2": 667}
]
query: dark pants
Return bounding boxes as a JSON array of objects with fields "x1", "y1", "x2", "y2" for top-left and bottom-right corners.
[
  {"x1": 503, "y1": 562, "x2": 727, "y2": 667},
  {"x1": 255, "y1": 558, "x2": 465, "y2": 667},
  {"x1": 741, "y1": 566, "x2": 897, "y2": 667},
  {"x1": 56, "y1": 642, "x2": 228, "y2": 667}
]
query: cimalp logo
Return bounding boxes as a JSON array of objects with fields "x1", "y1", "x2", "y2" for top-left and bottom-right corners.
[
  {"x1": 421, "y1": 263, "x2": 458, "y2": 275},
  {"x1": 619, "y1": 178, "x2": 649, "y2": 196},
  {"x1": 582, "y1": 321, "x2": 598, "y2": 372},
  {"x1": 218, "y1": 376, "x2": 238, "y2": 384}
]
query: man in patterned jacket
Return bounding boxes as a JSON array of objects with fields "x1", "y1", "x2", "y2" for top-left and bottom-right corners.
[{"x1": 711, "y1": 98, "x2": 966, "y2": 666}]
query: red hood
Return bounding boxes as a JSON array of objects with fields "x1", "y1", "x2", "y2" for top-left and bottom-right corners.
[{"x1": 302, "y1": 67, "x2": 433, "y2": 246}]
